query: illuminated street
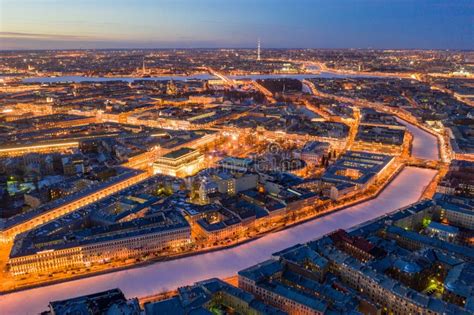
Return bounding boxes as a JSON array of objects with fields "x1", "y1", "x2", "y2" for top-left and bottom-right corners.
[{"x1": 0, "y1": 167, "x2": 436, "y2": 314}]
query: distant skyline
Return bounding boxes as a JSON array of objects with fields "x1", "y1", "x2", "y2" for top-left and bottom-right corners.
[{"x1": 1, "y1": 0, "x2": 473, "y2": 50}]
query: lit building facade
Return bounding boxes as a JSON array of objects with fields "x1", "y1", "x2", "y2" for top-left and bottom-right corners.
[
  {"x1": 153, "y1": 147, "x2": 204, "y2": 177},
  {"x1": 0, "y1": 170, "x2": 148, "y2": 242},
  {"x1": 9, "y1": 219, "x2": 191, "y2": 276}
]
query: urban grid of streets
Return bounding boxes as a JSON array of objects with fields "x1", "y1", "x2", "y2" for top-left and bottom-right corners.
[{"x1": 0, "y1": 48, "x2": 472, "y2": 314}]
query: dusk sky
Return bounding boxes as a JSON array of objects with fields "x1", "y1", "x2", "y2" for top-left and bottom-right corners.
[{"x1": 1, "y1": 0, "x2": 473, "y2": 50}]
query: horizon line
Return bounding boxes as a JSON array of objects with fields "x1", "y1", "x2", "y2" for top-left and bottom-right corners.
[{"x1": 1, "y1": 47, "x2": 473, "y2": 52}]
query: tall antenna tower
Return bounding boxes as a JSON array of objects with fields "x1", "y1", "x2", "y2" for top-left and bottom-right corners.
[
  {"x1": 142, "y1": 58, "x2": 146, "y2": 74},
  {"x1": 257, "y1": 39, "x2": 261, "y2": 61}
]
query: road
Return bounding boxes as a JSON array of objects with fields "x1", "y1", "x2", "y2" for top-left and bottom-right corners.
[{"x1": 0, "y1": 167, "x2": 436, "y2": 314}]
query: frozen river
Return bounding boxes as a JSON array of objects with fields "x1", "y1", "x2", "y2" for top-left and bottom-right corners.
[
  {"x1": 21, "y1": 72, "x2": 397, "y2": 83},
  {"x1": 0, "y1": 167, "x2": 437, "y2": 314},
  {"x1": 397, "y1": 118, "x2": 439, "y2": 160}
]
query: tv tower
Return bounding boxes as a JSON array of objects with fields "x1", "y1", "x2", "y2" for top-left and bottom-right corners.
[
  {"x1": 257, "y1": 38, "x2": 261, "y2": 61},
  {"x1": 142, "y1": 58, "x2": 146, "y2": 74}
]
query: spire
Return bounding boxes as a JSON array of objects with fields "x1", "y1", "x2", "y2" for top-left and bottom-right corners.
[{"x1": 257, "y1": 38, "x2": 261, "y2": 61}]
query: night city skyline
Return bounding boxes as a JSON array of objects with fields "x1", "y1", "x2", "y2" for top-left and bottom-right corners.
[
  {"x1": 0, "y1": 1, "x2": 473, "y2": 315},
  {"x1": 1, "y1": 0, "x2": 473, "y2": 50}
]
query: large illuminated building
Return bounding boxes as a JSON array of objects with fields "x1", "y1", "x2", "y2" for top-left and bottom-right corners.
[
  {"x1": 320, "y1": 151, "x2": 395, "y2": 200},
  {"x1": 8, "y1": 212, "x2": 191, "y2": 276},
  {"x1": 153, "y1": 147, "x2": 204, "y2": 177},
  {"x1": 8, "y1": 177, "x2": 192, "y2": 276},
  {"x1": 0, "y1": 140, "x2": 80, "y2": 157},
  {"x1": 0, "y1": 169, "x2": 148, "y2": 243}
]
